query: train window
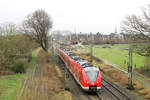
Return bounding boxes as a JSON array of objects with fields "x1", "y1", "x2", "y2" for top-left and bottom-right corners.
[{"x1": 85, "y1": 70, "x2": 98, "y2": 82}]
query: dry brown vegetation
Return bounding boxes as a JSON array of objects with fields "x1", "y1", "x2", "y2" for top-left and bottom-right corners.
[
  {"x1": 21, "y1": 50, "x2": 73, "y2": 100},
  {"x1": 134, "y1": 68, "x2": 150, "y2": 78}
]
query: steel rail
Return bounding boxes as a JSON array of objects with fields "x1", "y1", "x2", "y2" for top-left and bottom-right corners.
[{"x1": 102, "y1": 77, "x2": 133, "y2": 100}]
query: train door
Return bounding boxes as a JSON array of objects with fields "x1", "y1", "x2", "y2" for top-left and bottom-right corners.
[
  {"x1": 70, "y1": 62, "x2": 73, "y2": 72},
  {"x1": 62, "y1": 52, "x2": 65, "y2": 61},
  {"x1": 79, "y1": 68, "x2": 82, "y2": 81},
  {"x1": 64, "y1": 55, "x2": 68, "y2": 66},
  {"x1": 75, "y1": 65, "x2": 78, "y2": 78},
  {"x1": 67, "y1": 57, "x2": 70, "y2": 67},
  {"x1": 77, "y1": 67, "x2": 80, "y2": 81},
  {"x1": 73, "y1": 63, "x2": 76, "y2": 75}
]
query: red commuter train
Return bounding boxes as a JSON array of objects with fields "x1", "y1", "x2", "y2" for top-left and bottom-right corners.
[{"x1": 57, "y1": 47, "x2": 102, "y2": 91}]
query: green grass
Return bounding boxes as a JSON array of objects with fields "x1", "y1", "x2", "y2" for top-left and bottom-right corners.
[
  {"x1": 81, "y1": 44, "x2": 146, "y2": 70},
  {"x1": 28, "y1": 48, "x2": 40, "y2": 78},
  {"x1": 0, "y1": 48, "x2": 40, "y2": 100},
  {"x1": 0, "y1": 74, "x2": 24, "y2": 100}
]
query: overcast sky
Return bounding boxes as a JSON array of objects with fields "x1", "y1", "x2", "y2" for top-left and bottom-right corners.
[{"x1": 0, "y1": 0, "x2": 150, "y2": 34}]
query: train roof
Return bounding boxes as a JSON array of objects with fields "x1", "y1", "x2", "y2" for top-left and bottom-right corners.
[
  {"x1": 59, "y1": 47, "x2": 96, "y2": 68},
  {"x1": 72, "y1": 56, "x2": 80, "y2": 60}
]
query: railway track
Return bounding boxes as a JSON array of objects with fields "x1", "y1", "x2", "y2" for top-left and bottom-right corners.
[
  {"x1": 102, "y1": 77, "x2": 134, "y2": 100},
  {"x1": 87, "y1": 92, "x2": 103, "y2": 100},
  {"x1": 77, "y1": 53, "x2": 137, "y2": 100},
  {"x1": 58, "y1": 56, "x2": 134, "y2": 100},
  {"x1": 57, "y1": 56, "x2": 103, "y2": 100},
  {"x1": 56, "y1": 49, "x2": 135, "y2": 100}
]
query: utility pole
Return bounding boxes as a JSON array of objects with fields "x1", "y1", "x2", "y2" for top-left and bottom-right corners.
[{"x1": 127, "y1": 45, "x2": 134, "y2": 90}]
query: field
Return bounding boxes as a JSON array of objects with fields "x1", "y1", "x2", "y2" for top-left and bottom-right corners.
[
  {"x1": 0, "y1": 49, "x2": 39, "y2": 100},
  {"x1": 0, "y1": 74, "x2": 24, "y2": 100},
  {"x1": 81, "y1": 44, "x2": 146, "y2": 70}
]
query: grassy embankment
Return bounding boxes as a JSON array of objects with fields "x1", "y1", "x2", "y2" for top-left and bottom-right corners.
[{"x1": 0, "y1": 49, "x2": 39, "y2": 100}]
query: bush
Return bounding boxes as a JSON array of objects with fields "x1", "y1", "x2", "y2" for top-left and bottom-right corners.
[
  {"x1": 11, "y1": 61, "x2": 25, "y2": 73},
  {"x1": 19, "y1": 58, "x2": 29, "y2": 69},
  {"x1": 46, "y1": 58, "x2": 51, "y2": 63},
  {"x1": 82, "y1": 42, "x2": 89, "y2": 45},
  {"x1": 93, "y1": 41, "x2": 100, "y2": 45}
]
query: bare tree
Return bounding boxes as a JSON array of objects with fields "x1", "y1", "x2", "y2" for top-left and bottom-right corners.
[
  {"x1": 121, "y1": 5, "x2": 150, "y2": 41},
  {"x1": 0, "y1": 23, "x2": 18, "y2": 35},
  {"x1": 121, "y1": 5, "x2": 150, "y2": 57},
  {"x1": 23, "y1": 9, "x2": 52, "y2": 52}
]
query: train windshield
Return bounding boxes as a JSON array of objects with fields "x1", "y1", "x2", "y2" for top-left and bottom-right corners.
[{"x1": 85, "y1": 70, "x2": 98, "y2": 82}]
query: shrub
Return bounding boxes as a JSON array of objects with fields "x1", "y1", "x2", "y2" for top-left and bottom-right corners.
[
  {"x1": 19, "y1": 58, "x2": 29, "y2": 69},
  {"x1": 11, "y1": 61, "x2": 25, "y2": 73},
  {"x1": 93, "y1": 41, "x2": 100, "y2": 45},
  {"x1": 82, "y1": 42, "x2": 89, "y2": 45},
  {"x1": 46, "y1": 58, "x2": 51, "y2": 63}
]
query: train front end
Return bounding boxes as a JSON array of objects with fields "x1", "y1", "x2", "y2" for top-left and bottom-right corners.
[{"x1": 82, "y1": 67, "x2": 102, "y2": 92}]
